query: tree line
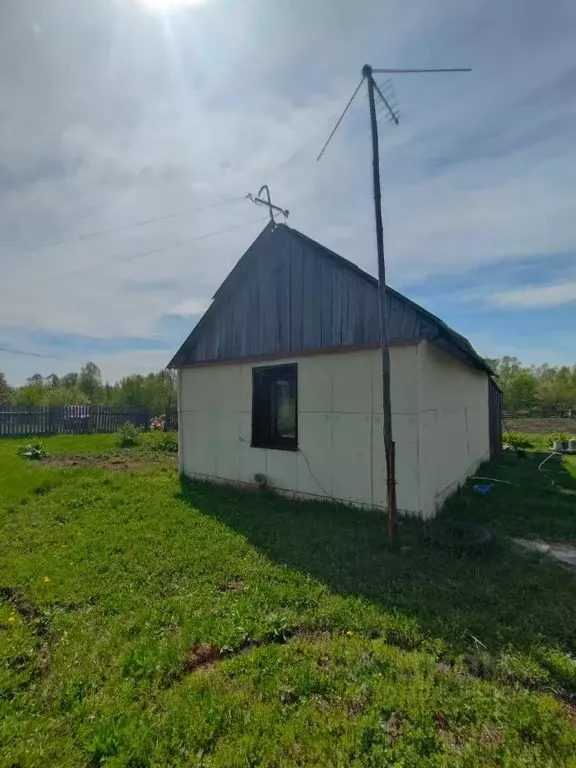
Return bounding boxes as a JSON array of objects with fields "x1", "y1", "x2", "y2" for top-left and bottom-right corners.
[
  {"x1": 487, "y1": 357, "x2": 576, "y2": 415},
  {"x1": 0, "y1": 362, "x2": 176, "y2": 416},
  {"x1": 2, "y1": 355, "x2": 574, "y2": 417}
]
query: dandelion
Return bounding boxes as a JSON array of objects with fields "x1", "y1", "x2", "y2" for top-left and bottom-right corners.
[
  {"x1": 43, "y1": 576, "x2": 50, "y2": 583},
  {"x1": 346, "y1": 630, "x2": 354, "y2": 637},
  {"x1": 8, "y1": 615, "x2": 16, "y2": 625}
]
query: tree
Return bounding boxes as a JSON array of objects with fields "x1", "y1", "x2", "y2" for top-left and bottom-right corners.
[
  {"x1": 110, "y1": 370, "x2": 176, "y2": 414},
  {"x1": 507, "y1": 372, "x2": 539, "y2": 411},
  {"x1": 46, "y1": 373, "x2": 61, "y2": 389},
  {"x1": 490, "y1": 356, "x2": 576, "y2": 414},
  {"x1": 43, "y1": 387, "x2": 90, "y2": 407},
  {"x1": 79, "y1": 362, "x2": 102, "y2": 403},
  {"x1": 26, "y1": 373, "x2": 44, "y2": 387},
  {"x1": 0, "y1": 372, "x2": 13, "y2": 406},
  {"x1": 14, "y1": 384, "x2": 45, "y2": 406},
  {"x1": 61, "y1": 372, "x2": 79, "y2": 389}
]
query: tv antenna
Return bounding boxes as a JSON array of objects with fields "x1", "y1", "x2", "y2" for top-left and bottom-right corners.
[
  {"x1": 318, "y1": 63, "x2": 471, "y2": 549},
  {"x1": 247, "y1": 185, "x2": 289, "y2": 224}
]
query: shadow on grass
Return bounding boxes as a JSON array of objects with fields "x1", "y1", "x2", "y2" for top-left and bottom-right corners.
[
  {"x1": 178, "y1": 451, "x2": 576, "y2": 666},
  {"x1": 443, "y1": 451, "x2": 576, "y2": 543}
]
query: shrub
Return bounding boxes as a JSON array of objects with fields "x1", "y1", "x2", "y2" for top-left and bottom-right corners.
[
  {"x1": 506, "y1": 431, "x2": 533, "y2": 449},
  {"x1": 18, "y1": 442, "x2": 48, "y2": 460},
  {"x1": 547, "y1": 432, "x2": 573, "y2": 447},
  {"x1": 141, "y1": 430, "x2": 178, "y2": 454},
  {"x1": 115, "y1": 422, "x2": 142, "y2": 449}
]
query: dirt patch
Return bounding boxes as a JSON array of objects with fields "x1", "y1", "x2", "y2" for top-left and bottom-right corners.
[
  {"x1": 382, "y1": 714, "x2": 405, "y2": 743},
  {"x1": 0, "y1": 586, "x2": 40, "y2": 620},
  {"x1": 478, "y1": 724, "x2": 505, "y2": 748},
  {"x1": 506, "y1": 418, "x2": 576, "y2": 435},
  {"x1": 435, "y1": 713, "x2": 465, "y2": 751},
  {"x1": 186, "y1": 642, "x2": 221, "y2": 672},
  {"x1": 217, "y1": 579, "x2": 245, "y2": 593},
  {"x1": 42, "y1": 454, "x2": 160, "y2": 471},
  {"x1": 556, "y1": 695, "x2": 576, "y2": 723},
  {"x1": 291, "y1": 628, "x2": 332, "y2": 644},
  {"x1": 0, "y1": 587, "x2": 55, "y2": 678}
]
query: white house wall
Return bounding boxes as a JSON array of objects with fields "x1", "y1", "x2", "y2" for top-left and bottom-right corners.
[
  {"x1": 416, "y1": 341, "x2": 490, "y2": 517},
  {"x1": 179, "y1": 346, "x2": 421, "y2": 513},
  {"x1": 179, "y1": 343, "x2": 490, "y2": 518}
]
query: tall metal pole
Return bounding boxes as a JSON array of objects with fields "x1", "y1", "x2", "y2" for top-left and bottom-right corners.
[{"x1": 363, "y1": 64, "x2": 398, "y2": 548}]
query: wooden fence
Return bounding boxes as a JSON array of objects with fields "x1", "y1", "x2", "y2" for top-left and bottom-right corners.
[
  {"x1": 0, "y1": 406, "x2": 151, "y2": 438},
  {"x1": 164, "y1": 406, "x2": 178, "y2": 432}
]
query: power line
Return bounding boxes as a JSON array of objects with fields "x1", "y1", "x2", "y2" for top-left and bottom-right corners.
[
  {"x1": 372, "y1": 67, "x2": 471, "y2": 74},
  {"x1": 0, "y1": 346, "x2": 78, "y2": 362},
  {"x1": 15, "y1": 215, "x2": 270, "y2": 288},
  {"x1": 0, "y1": 195, "x2": 246, "y2": 261},
  {"x1": 1, "y1": 215, "x2": 270, "y2": 363}
]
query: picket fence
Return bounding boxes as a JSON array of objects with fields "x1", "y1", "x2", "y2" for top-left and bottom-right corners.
[{"x1": 0, "y1": 405, "x2": 176, "y2": 438}]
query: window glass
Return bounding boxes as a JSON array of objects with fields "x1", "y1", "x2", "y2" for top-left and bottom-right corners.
[{"x1": 252, "y1": 364, "x2": 297, "y2": 450}]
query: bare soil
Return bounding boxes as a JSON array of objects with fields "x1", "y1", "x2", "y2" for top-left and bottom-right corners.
[
  {"x1": 186, "y1": 642, "x2": 221, "y2": 672},
  {"x1": 42, "y1": 454, "x2": 174, "y2": 471},
  {"x1": 506, "y1": 417, "x2": 576, "y2": 434}
]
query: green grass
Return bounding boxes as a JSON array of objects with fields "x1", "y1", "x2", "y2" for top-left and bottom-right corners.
[
  {"x1": 445, "y1": 443, "x2": 576, "y2": 542},
  {"x1": 1, "y1": 435, "x2": 576, "y2": 766}
]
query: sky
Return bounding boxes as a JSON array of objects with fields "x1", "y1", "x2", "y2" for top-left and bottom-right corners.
[{"x1": 1, "y1": 0, "x2": 575, "y2": 384}]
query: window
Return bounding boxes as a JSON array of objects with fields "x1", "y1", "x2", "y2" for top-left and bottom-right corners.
[{"x1": 252, "y1": 364, "x2": 298, "y2": 450}]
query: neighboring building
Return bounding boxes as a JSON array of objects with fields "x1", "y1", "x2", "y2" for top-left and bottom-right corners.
[{"x1": 169, "y1": 222, "x2": 501, "y2": 518}]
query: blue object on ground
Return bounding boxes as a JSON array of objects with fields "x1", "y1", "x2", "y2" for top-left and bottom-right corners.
[{"x1": 473, "y1": 484, "x2": 494, "y2": 495}]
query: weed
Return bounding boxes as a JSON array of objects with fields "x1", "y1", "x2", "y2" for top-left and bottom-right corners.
[
  {"x1": 505, "y1": 431, "x2": 533, "y2": 449},
  {"x1": 17, "y1": 442, "x2": 48, "y2": 460},
  {"x1": 548, "y1": 431, "x2": 573, "y2": 446},
  {"x1": 140, "y1": 430, "x2": 178, "y2": 454},
  {"x1": 114, "y1": 422, "x2": 142, "y2": 449}
]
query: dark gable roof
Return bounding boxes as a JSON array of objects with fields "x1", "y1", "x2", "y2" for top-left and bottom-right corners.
[{"x1": 169, "y1": 222, "x2": 492, "y2": 374}]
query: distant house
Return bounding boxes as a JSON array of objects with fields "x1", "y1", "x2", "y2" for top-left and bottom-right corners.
[{"x1": 169, "y1": 223, "x2": 501, "y2": 518}]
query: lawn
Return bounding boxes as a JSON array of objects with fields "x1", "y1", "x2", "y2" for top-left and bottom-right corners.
[{"x1": 1, "y1": 435, "x2": 576, "y2": 766}]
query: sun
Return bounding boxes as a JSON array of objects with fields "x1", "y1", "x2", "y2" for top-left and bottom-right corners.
[{"x1": 135, "y1": 0, "x2": 210, "y2": 12}]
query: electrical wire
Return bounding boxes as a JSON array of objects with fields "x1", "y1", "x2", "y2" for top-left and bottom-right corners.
[
  {"x1": 372, "y1": 68, "x2": 471, "y2": 74},
  {"x1": 298, "y1": 446, "x2": 334, "y2": 501},
  {"x1": 0, "y1": 346, "x2": 78, "y2": 362},
  {"x1": 15, "y1": 215, "x2": 270, "y2": 288},
  {"x1": 0, "y1": 196, "x2": 246, "y2": 261},
  {"x1": 1, "y1": 215, "x2": 269, "y2": 362}
]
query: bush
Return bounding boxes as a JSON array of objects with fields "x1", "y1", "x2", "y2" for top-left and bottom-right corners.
[
  {"x1": 115, "y1": 422, "x2": 142, "y2": 449},
  {"x1": 18, "y1": 442, "x2": 48, "y2": 460},
  {"x1": 141, "y1": 430, "x2": 178, "y2": 454},
  {"x1": 506, "y1": 431, "x2": 533, "y2": 449},
  {"x1": 547, "y1": 432, "x2": 573, "y2": 447}
]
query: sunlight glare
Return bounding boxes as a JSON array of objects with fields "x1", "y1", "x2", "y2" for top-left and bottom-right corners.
[{"x1": 135, "y1": 0, "x2": 210, "y2": 13}]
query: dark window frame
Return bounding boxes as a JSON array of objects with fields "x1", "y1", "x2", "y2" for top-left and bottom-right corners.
[{"x1": 251, "y1": 364, "x2": 298, "y2": 451}]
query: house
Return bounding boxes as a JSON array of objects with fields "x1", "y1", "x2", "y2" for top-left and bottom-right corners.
[{"x1": 169, "y1": 222, "x2": 501, "y2": 518}]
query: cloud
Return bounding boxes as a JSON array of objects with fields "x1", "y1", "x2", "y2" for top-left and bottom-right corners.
[
  {"x1": 489, "y1": 281, "x2": 576, "y2": 309},
  {"x1": 1, "y1": 0, "x2": 575, "y2": 381},
  {"x1": 167, "y1": 297, "x2": 211, "y2": 316}
]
